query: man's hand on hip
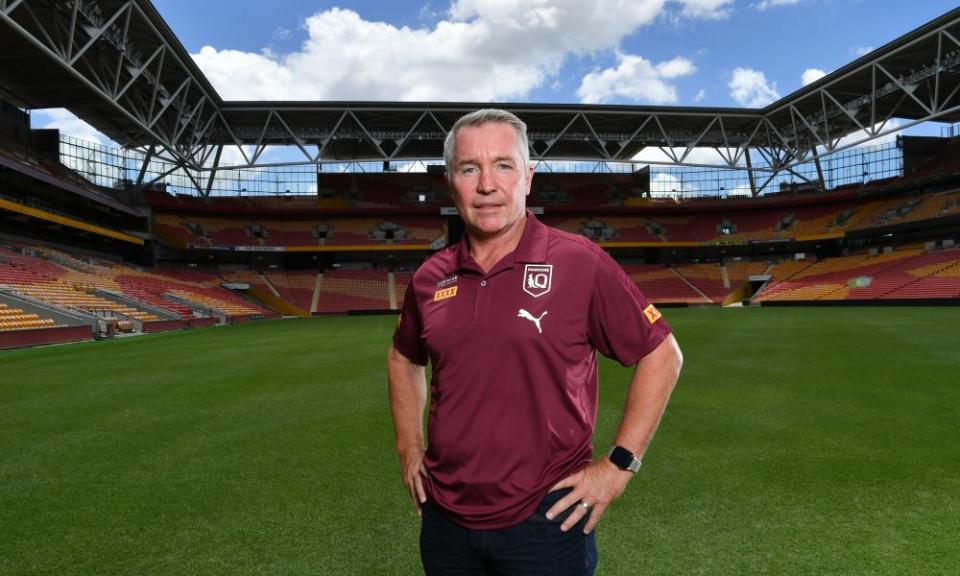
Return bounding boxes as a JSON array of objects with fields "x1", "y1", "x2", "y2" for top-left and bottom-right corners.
[
  {"x1": 545, "y1": 459, "x2": 633, "y2": 534},
  {"x1": 399, "y1": 446, "x2": 428, "y2": 516}
]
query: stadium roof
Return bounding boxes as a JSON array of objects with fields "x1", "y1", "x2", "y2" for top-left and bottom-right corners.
[{"x1": 1, "y1": 1, "x2": 960, "y2": 173}]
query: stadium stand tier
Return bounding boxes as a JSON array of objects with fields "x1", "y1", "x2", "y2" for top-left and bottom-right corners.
[
  {"x1": 0, "y1": 244, "x2": 273, "y2": 329},
  {"x1": 755, "y1": 248, "x2": 960, "y2": 302}
]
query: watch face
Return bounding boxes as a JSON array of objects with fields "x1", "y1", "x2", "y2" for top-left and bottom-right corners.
[{"x1": 609, "y1": 446, "x2": 634, "y2": 469}]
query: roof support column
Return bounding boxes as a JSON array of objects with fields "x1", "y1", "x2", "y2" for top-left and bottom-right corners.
[
  {"x1": 744, "y1": 148, "x2": 758, "y2": 197},
  {"x1": 136, "y1": 144, "x2": 155, "y2": 186},
  {"x1": 811, "y1": 146, "x2": 826, "y2": 191},
  {"x1": 204, "y1": 145, "x2": 223, "y2": 197}
]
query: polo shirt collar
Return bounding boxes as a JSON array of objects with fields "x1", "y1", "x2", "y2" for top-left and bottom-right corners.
[{"x1": 449, "y1": 210, "x2": 548, "y2": 274}]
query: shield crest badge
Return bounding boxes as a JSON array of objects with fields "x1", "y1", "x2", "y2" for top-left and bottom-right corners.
[{"x1": 522, "y1": 264, "x2": 553, "y2": 298}]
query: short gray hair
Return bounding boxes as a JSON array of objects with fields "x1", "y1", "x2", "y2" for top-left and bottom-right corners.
[{"x1": 443, "y1": 109, "x2": 530, "y2": 175}]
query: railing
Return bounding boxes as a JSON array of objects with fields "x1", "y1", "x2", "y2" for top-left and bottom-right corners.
[{"x1": 56, "y1": 134, "x2": 903, "y2": 199}]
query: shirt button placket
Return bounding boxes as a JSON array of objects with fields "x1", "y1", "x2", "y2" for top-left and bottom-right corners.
[{"x1": 475, "y1": 278, "x2": 489, "y2": 322}]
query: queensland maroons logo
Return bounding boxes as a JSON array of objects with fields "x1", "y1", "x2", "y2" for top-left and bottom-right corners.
[{"x1": 522, "y1": 264, "x2": 553, "y2": 298}]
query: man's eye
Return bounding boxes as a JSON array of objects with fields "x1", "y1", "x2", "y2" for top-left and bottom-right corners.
[
  {"x1": 461, "y1": 167, "x2": 477, "y2": 175},
  {"x1": 497, "y1": 163, "x2": 513, "y2": 170}
]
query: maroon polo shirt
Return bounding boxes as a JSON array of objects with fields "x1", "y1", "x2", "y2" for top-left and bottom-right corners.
[{"x1": 393, "y1": 212, "x2": 671, "y2": 529}]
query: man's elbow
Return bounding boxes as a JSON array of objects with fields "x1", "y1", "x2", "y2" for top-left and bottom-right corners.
[{"x1": 664, "y1": 334, "x2": 683, "y2": 383}]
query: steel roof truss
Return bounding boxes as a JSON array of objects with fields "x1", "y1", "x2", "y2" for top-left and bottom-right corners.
[
  {"x1": 581, "y1": 115, "x2": 612, "y2": 161},
  {"x1": 933, "y1": 31, "x2": 943, "y2": 112},
  {"x1": 879, "y1": 91, "x2": 911, "y2": 133},
  {"x1": 714, "y1": 117, "x2": 737, "y2": 167},
  {"x1": 541, "y1": 113, "x2": 581, "y2": 157},
  {"x1": 68, "y1": 2, "x2": 131, "y2": 67},
  {"x1": 876, "y1": 62, "x2": 932, "y2": 115},
  {"x1": 250, "y1": 110, "x2": 276, "y2": 165},
  {"x1": 1, "y1": 1, "x2": 26, "y2": 16},
  {"x1": 937, "y1": 30, "x2": 960, "y2": 112},
  {"x1": 216, "y1": 112, "x2": 251, "y2": 165},
  {"x1": 348, "y1": 111, "x2": 388, "y2": 159},
  {"x1": 822, "y1": 90, "x2": 868, "y2": 134},
  {"x1": 151, "y1": 76, "x2": 191, "y2": 132},
  {"x1": 652, "y1": 115, "x2": 674, "y2": 149},
  {"x1": 427, "y1": 111, "x2": 449, "y2": 135},
  {"x1": 147, "y1": 159, "x2": 185, "y2": 185},
  {"x1": 614, "y1": 114, "x2": 653, "y2": 159},
  {"x1": 116, "y1": 44, "x2": 163, "y2": 102},
  {"x1": 317, "y1": 110, "x2": 349, "y2": 160},
  {"x1": 65, "y1": 0, "x2": 80, "y2": 61},
  {"x1": 273, "y1": 111, "x2": 313, "y2": 163},
  {"x1": 147, "y1": 47, "x2": 167, "y2": 125},
  {"x1": 110, "y1": 6, "x2": 133, "y2": 96},
  {"x1": 19, "y1": 1, "x2": 64, "y2": 59},
  {"x1": 731, "y1": 119, "x2": 764, "y2": 167},
  {"x1": 678, "y1": 116, "x2": 717, "y2": 164},
  {"x1": 188, "y1": 108, "x2": 221, "y2": 157},
  {"x1": 172, "y1": 96, "x2": 206, "y2": 147},
  {"x1": 390, "y1": 111, "x2": 429, "y2": 159}
]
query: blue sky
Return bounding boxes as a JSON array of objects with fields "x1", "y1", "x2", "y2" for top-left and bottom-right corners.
[{"x1": 35, "y1": 0, "x2": 958, "y2": 144}]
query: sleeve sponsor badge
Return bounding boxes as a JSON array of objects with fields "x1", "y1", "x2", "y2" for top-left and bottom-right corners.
[{"x1": 643, "y1": 303, "x2": 662, "y2": 325}]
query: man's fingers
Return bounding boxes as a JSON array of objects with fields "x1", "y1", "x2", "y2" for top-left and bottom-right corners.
[
  {"x1": 545, "y1": 490, "x2": 585, "y2": 521},
  {"x1": 414, "y1": 470, "x2": 427, "y2": 504},
  {"x1": 560, "y1": 501, "x2": 592, "y2": 532},
  {"x1": 582, "y1": 503, "x2": 607, "y2": 534}
]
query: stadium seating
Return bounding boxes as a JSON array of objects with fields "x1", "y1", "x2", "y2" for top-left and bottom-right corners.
[
  {"x1": 0, "y1": 302, "x2": 57, "y2": 331},
  {"x1": 1, "y1": 245, "x2": 270, "y2": 321},
  {"x1": 622, "y1": 264, "x2": 710, "y2": 305},
  {"x1": 265, "y1": 271, "x2": 317, "y2": 311},
  {"x1": 755, "y1": 249, "x2": 960, "y2": 302},
  {"x1": 315, "y1": 269, "x2": 390, "y2": 313},
  {"x1": 673, "y1": 263, "x2": 728, "y2": 302},
  {"x1": 393, "y1": 271, "x2": 414, "y2": 309}
]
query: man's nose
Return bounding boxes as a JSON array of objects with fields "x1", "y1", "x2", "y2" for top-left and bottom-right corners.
[{"x1": 477, "y1": 168, "x2": 496, "y2": 193}]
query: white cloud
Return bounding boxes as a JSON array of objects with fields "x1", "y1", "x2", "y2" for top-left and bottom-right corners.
[
  {"x1": 729, "y1": 67, "x2": 780, "y2": 107},
  {"x1": 33, "y1": 109, "x2": 114, "y2": 146},
  {"x1": 754, "y1": 0, "x2": 803, "y2": 10},
  {"x1": 801, "y1": 68, "x2": 826, "y2": 86},
  {"x1": 190, "y1": 0, "x2": 738, "y2": 103},
  {"x1": 672, "y1": 0, "x2": 734, "y2": 19},
  {"x1": 577, "y1": 54, "x2": 695, "y2": 104},
  {"x1": 852, "y1": 46, "x2": 873, "y2": 57},
  {"x1": 649, "y1": 172, "x2": 699, "y2": 198},
  {"x1": 724, "y1": 183, "x2": 753, "y2": 197},
  {"x1": 693, "y1": 88, "x2": 706, "y2": 103}
]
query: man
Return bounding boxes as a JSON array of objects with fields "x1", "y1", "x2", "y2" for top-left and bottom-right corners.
[{"x1": 388, "y1": 109, "x2": 683, "y2": 575}]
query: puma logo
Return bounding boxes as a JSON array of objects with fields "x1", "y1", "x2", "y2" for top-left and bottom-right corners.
[{"x1": 517, "y1": 308, "x2": 548, "y2": 334}]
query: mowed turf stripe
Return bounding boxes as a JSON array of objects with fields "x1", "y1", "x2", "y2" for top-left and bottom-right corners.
[{"x1": 1, "y1": 309, "x2": 958, "y2": 575}]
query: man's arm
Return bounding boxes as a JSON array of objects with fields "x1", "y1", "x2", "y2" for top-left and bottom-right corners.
[
  {"x1": 546, "y1": 333, "x2": 683, "y2": 533},
  {"x1": 387, "y1": 344, "x2": 429, "y2": 516}
]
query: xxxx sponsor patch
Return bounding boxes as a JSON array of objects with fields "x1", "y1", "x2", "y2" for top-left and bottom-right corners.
[
  {"x1": 643, "y1": 303, "x2": 662, "y2": 325},
  {"x1": 433, "y1": 286, "x2": 458, "y2": 302}
]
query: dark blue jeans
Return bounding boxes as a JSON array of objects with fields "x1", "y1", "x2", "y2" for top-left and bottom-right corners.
[{"x1": 420, "y1": 489, "x2": 598, "y2": 576}]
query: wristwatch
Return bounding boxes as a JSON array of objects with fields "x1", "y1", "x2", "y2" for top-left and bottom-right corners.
[{"x1": 607, "y1": 445, "x2": 642, "y2": 473}]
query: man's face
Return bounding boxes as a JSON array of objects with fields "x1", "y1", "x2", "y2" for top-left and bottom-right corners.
[{"x1": 448, "y1": 122, "x2": 534, "y2": 241}]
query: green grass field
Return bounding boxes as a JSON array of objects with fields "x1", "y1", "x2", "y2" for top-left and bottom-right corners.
[{"x1": 1, "y1": 307, "x2": 958, "y2": 575}]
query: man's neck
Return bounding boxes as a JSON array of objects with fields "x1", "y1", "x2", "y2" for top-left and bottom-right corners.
[{"x1": 468, "y1": 215, "x2": 528, "y2": 273}]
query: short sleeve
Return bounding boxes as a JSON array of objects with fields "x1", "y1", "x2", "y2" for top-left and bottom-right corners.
[
  {"x1": 587, "y1": 251, "x2": 671, "y2": 366},
  {"x1": 393, "y1": 282, "x2": 429, "y2": 366}
]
